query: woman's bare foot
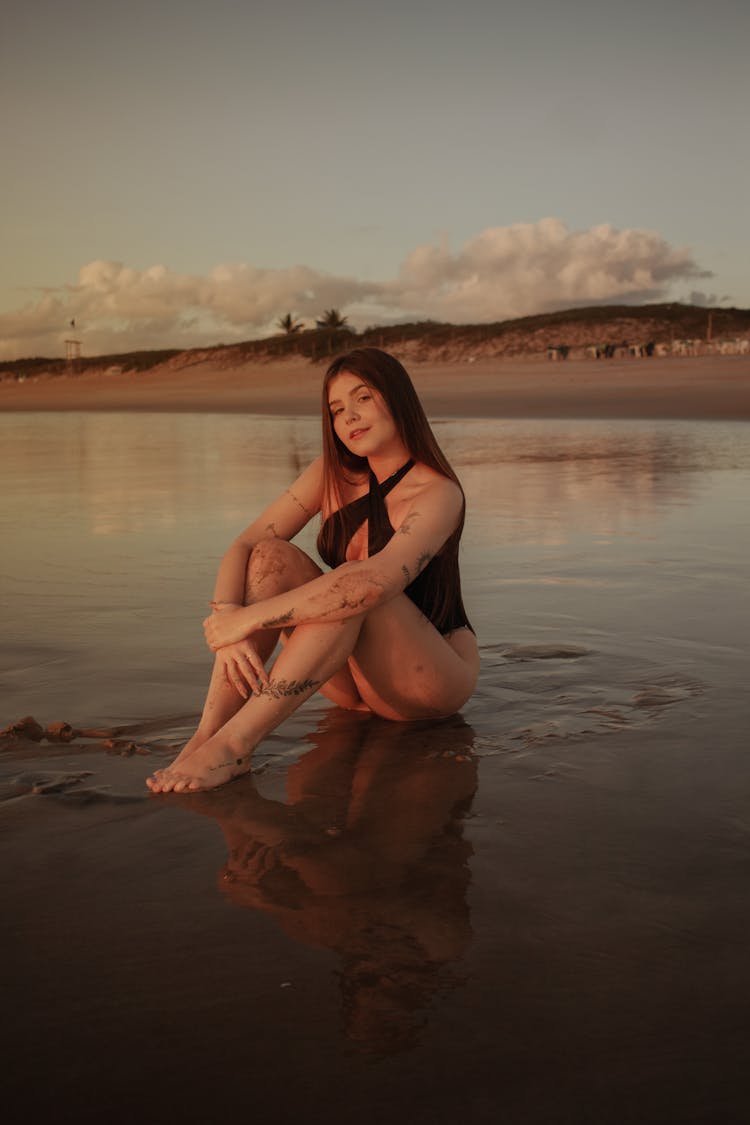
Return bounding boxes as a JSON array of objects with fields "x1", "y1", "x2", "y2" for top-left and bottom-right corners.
[
  {"x1": 146, "y1": 732, "x2": 255, "y2": 794},
  {"x1": 145, "y1": 723, "x2": 225, "y2": 789}
]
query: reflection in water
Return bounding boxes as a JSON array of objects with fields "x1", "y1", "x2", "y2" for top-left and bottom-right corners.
[
  {"x1": 181, "y1": 710, "x2": 478, "y2": 1056},
  {"x1": 3, "y1": 414, "x2": 736, "y2": 548},
  {"x1": 446, "y1": 423, "x2": 706, "y2": 547},
  {"x1": 0, "y1": 413, "x2": 320, "y2": 539}
]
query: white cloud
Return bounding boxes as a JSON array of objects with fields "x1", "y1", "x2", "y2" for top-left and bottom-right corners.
[
  {"x1": 0, "y1": 220, "x2": 710, "y2": 359},
  {"x1": 387, "y1": 220, "x2": 710, "y2": 322}
]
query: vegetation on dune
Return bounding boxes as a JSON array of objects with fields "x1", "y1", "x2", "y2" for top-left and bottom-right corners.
[
  {"x1": 0, "y1": 348, "x2": 183, "y2": 379},
  {"x1": 2, "y1": 303, "x2": 749, "y2": 379}
]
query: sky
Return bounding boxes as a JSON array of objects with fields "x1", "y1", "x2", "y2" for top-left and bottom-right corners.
[{"x1": 1, "y1": 0, "x2": 748, "y2": 360}]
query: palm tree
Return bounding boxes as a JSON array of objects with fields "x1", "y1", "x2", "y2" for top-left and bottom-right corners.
[
  {"x1": 277, "y1": 312, "x2": 304, "y2": 335},
  {"x1": 315, "y1": 308, "x2": 348, "y2": 331}
]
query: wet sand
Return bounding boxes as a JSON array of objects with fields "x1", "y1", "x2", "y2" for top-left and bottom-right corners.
[
  {"x1": 2, "y1": 352, "x2": 750, "y2": 419},
  {"x1": 3, "y1": 665, "x2": 749, "y2": 1124}
]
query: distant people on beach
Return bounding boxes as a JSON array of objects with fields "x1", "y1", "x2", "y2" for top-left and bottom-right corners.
[{"x1": 147, "y1": 347, "x2": 479, "y2": 794}]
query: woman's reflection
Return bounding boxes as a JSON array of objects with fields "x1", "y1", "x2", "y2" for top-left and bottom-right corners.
[{"x1": 183, "y1": 709, "x2": 478, "y2": 1055}]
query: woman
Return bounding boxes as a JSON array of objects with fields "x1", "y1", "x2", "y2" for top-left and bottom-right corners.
[{"x1": 147, "y1": 348, "x2": 479, "y2": 794}]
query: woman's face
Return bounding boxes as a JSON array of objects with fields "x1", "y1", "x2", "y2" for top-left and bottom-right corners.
[{"x1": 327, "y1": 371, "x2": 400, "y2": 458}]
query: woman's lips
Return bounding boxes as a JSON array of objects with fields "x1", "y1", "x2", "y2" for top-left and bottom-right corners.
[{"x1": 349, "y1": 427, "x2": 369, "y2": 440}]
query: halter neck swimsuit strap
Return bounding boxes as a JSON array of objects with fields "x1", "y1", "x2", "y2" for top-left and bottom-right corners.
[
  {"x1": 366, "y1": 459, "x2": 415, "y2": 555},
  {"x1": 369, "y1": 458, "x2": 415, "y2": 497},
  {"x1": 317, "y1": 459, "x2": 415, "y2": 567}
]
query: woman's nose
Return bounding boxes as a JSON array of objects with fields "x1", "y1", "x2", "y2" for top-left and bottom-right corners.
[{"x1": 344, "y1": 404, "x2": 359, "y2": 424}]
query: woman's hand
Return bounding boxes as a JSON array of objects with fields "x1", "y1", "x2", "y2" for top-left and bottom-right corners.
[
  {"x1": 204, "y1": 604, "x2": 253, "y2": 650},
  {"x1": 214, "y1": 639, "x2": 269, "y2": 698}
]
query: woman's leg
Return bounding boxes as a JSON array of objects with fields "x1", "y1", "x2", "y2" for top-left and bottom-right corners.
[
  {"x1": 192, "y1": 538, "x2": 368, "y2": 741},
  {"x1": 347, "y1": 595, "x2": 480, "y2": 721},
  {"x1": 148, "y1": 592, "x2": 479, "y2": 794},
  {"x1": 157, "y1": 539, "x2": 323, "y2": 777},
  {"x1": 148, "y1": 612, "x2": 366, "y2": 792}
]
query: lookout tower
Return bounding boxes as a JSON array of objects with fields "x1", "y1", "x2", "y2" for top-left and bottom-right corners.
[{"x1": 65, "y1": 337, "x2": 81, "y2": 374}]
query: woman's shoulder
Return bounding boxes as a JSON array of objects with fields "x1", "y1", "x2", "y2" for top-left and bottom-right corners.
[
  {"x1": 407, "y1": 463, "x2": 464, "y2": 516},
  {"x1": 412, "y1": 462, "x2": 462, "y2": 496},
  {"x1": 290, "y1": 455, "x2": 325, "y2": 491}
]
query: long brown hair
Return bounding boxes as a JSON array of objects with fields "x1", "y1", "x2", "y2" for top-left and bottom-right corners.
[
  {"x1": 321, "y1": 347, "x2": 462, "y2": 509},
  {"x1": 318, "y1": 348, "x2": 472, "y2": 633}
]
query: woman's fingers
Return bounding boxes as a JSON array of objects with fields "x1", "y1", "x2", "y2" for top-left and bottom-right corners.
[
  {"x1": 237, "y1": 655, "x2": 258, "y2": 696},
  {"x1": 241, "y1": 643, "x2": 269, "y2": 686},
  {"x1": 224, "y1": 659, "x2": 249, "y2": 699},
  {"x1": 220, "y1": 642, "x2": 268, "y2": 698}
]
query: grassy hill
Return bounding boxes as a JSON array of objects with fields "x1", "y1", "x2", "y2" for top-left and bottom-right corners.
[{"x1": 2, "y1": 302, "x2": 749, "y2": 378}]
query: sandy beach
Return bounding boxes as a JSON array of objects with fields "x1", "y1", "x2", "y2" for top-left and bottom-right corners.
[{"x1": 2, "y1": 352, "x2": 750, "y2": 419}]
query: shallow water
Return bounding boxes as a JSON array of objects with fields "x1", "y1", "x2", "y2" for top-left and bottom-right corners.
[
  {"x1": 2, "y1": 413, "x2": 750, "y2": 1122},
  {"x1": 2, "y1": 412, "x2": 748, "y2": 726}
]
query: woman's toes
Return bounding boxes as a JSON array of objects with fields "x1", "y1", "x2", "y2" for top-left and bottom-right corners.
[{"x1": 146, "y1": 769, "x2": 170, "y2": 792}]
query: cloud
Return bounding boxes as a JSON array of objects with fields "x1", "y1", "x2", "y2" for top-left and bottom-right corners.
[
  {"x1": 0, "y1": 260, "x2": 375, "y2": 360},
  {"x1": 387, "y1": 220, "x2": 711, "y2": 322},
  {"x1": 0, "y1": 219, "x2": 711, "y2": 359}
]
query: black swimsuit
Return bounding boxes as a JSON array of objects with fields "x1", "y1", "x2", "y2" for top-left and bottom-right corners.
[{"x1": 317, "y1": 460, "x2": 473, "y2": 635}]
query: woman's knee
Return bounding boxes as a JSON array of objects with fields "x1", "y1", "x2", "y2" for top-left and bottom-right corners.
[{"x1": 245, "y1": 538, "x2": 321, "y2": 601}]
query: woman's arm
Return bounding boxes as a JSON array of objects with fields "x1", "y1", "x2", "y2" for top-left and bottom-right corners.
[
  {"x1": 204, "y1": 477, "x2": 464, "y2": 649},
  {"x1": 211, "y1": 457, "x2": 324, "y2": 606}
]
